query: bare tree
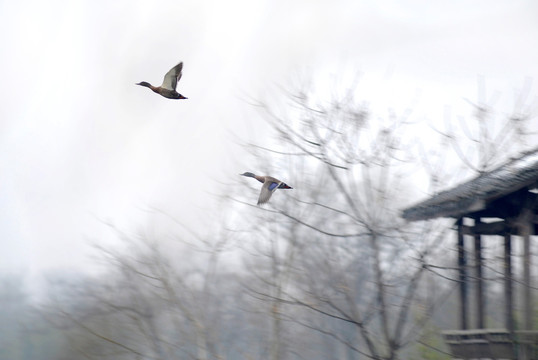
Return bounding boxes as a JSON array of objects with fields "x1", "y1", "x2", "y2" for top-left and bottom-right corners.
[
  {"x1": 34, "y1": 77, "x2": 535, "y2": 360},
  {"x1": 41, "y1": 217, "x2": 251, "y2": 360},
  {"x1": 427, "y1": 76, "x2": 536, "y2": 177},
  {"x1": 233, "y1": 80, "x2": 454, "y2": 360}
]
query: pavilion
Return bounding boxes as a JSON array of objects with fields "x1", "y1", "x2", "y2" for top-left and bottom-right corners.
[{"x1": 402, "y1": 147, "x2": 538, "y2": 360}]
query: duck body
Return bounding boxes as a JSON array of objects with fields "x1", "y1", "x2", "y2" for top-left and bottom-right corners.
[
  {"x1": 240, "y1": 172, "x2": 292, "y2": 205},
  {"x1": 136, "y1": 62, "x2": 187, "y2": 99}
]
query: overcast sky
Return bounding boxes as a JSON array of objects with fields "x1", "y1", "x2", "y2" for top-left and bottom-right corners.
[{"x1": 1, "y1": 0, "x2": 537, "y2": 285}]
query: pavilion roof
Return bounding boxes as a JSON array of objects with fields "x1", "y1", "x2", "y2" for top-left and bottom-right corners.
[{"x1": 402, "y1": 147, "x2": 538, "y2": 221}]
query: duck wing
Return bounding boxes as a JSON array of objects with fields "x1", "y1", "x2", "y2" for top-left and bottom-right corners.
[
  {"x1": 161, "y1": 62, "x2": 183, "y2": 91},
  {"x1": 257, "y1": 180, "x2": 280, "y2": 205}
]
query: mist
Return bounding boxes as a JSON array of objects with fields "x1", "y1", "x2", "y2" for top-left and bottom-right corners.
[{"x1": 1, "y1": 1, "x2": 537, "y2": 359}]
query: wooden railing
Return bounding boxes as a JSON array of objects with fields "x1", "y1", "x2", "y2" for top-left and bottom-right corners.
[{"x1": 442, "y1": 329, "x2": 538, "y2": 360}]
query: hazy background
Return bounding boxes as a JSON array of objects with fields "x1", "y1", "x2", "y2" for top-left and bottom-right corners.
[{"x1": 1, "y1": 0, "x2": 537, "y2": 291}]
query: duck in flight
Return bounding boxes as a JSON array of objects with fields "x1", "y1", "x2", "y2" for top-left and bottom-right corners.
[
  {"x1": 240, "y1": 172, "x2": 292, "y2": 205},
  {"x1": 136, "y1": 62, "x2": 187, "y2": 99}
]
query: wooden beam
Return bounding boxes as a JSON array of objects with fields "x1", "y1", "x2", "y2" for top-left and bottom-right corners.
[
  {"x1": 457, "y1": 219, "x2": 468, "y2": 330},
  {"x1": 461, "y1": 220, "x2": 508, "y2": 236}
]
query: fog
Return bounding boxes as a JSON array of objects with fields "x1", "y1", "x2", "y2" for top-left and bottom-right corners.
[
  {"x1": 2, "y1": 1, "x2": 538, "y2": 359},
  {"x1": 1, "y1": 0, "x2": 537, "y2": 322}
]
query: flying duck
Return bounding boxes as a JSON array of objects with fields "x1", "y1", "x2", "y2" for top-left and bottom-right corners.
[
  {"x1": 136, "y1": 61, "x2": 187, "y2": 99},
  {"x1": 240, "y1": 172, "x2": 292, "y2": 205}
]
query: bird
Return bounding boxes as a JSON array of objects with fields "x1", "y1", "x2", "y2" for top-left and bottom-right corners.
[
  {"x1": 136, "y1": 62, "x2": 187, "y2": 99},
  {"x1": 240, "y1": 172, "x2": 292, "y2": 205}
]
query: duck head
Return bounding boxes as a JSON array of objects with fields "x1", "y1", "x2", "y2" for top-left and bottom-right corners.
[{"x1": 136, "y1": 81, "x2": 152, "y2": 88}]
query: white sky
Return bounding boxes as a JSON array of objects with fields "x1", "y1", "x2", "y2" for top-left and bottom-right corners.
[{"x1": 1, "y1": 0, "x2": 537, "y2": 284}]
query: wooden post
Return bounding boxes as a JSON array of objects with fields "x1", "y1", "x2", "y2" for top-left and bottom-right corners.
[
  {"x1": 457, "y1": 218, "x2": 468, "y2": 330},
  {"x1": 523, "y1": 222, "x2": 533, "y2": 331},
  {"x1": 474, "y1": 217, "x2": 484, "y2": 329},
  {"x1": 514, "y1": 204, "x2": 534, "y2": 333},
  {"x1": 504, "y1": 233, "x2": 513, "y2": 333}
]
